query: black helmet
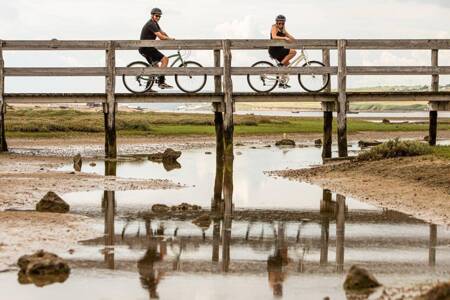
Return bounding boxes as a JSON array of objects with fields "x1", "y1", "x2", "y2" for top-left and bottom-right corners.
[
  {"x1": 276, "y1": 15, "x2": 286, "y2": 22},
  {"x1": 151, "y1": 8, "x2": 162, "y2": 15}
]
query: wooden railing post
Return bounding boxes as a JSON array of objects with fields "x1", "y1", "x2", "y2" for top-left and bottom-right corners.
[
  {"x1": 322, "y1": 48, "x2": 332, "y2": 158},
  {"x1": 221, "y1": 40, "x2": 234, "y2": 272},
  {"x1": 0, "y1": 40, "x2": 8, "y2": 152},
  {"x1": 429, "y1": 49, "x2": 439, "y2": 146},
  {"x1": 104, "y1": 41, "x2": 117, "y2": 159},
  {"x1": 337, "y1": 40, "x2": 348, "y2": 157},
  {"x1": 213, "y1": 49, "x2": 224, "y2": 207},
  {"x1": 429, "y1": 224, "x2": 437, "y2": 267}
]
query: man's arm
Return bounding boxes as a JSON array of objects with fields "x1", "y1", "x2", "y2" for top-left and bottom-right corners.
[
  {"x1": 155, "y1": 32, "x2": 173, "y2": 40},
  {"x1": 285, "y1": 30, "x2": 296, "y2": 41}
]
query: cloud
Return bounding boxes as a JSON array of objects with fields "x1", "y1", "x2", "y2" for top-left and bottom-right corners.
[{"x1": 214, "y1": 16, "x2": 264, "y2": 39}]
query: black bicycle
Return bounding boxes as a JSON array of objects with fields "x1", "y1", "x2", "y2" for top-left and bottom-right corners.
[{"x1": 122, "y1": 49, "x2": 207, "y2": 93}]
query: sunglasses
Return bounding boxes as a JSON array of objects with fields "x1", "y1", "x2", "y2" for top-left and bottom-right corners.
[
  {"x1": 277, "y1": 22, "x2": 285, "y2": 25},
  {"x1": 154, "y1": 15, "x2": 161, "y2": 18}
]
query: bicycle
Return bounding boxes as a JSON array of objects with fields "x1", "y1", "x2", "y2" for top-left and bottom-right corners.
[
  {"x1": 247, "y1": 49, "x2": 330, "y2": 93},
  {"x1": 122, "y1": 49, "x2": 207, "y2": 94}
]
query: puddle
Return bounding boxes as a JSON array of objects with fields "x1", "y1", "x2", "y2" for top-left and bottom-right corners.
[{"x1": 3, "y1": 144, "x2": 450, "y2": 299}]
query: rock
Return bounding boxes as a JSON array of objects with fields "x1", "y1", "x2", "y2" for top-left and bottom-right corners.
[
  {"x1": 250, "y1": 146, "x2": 257, "y2": 149},
  {"x1": 205, "y1": 151, "x2": 212, "y2": 155},
  {"x1": 235, "y1": 142, "x2": 245, "y2": 146},
  {"x1": 358, "y1": 140, "x2": 382, "y2": 148},
  {"x1": 89, "y1": 162, "x2": 96, "y2": 167},
  {"x1": 73, "y1": 153, "x2": 82, "y2": 172},
  {"x1": 162, "y1": 160, "x2": 181, "y2": 172},
  {"x1": 424, "y1": 136, "x2": 430, "y2": 142},
  {"x1": 314, "y1": 139, "x2": 323, "y2": 146},
  {"x1": 36, "y1": 192, "x2": 70, "y2": 213},
  {"x1": 343, "y1": 265, "x2": 381, "y2": 291},
  {"x1": 264, "y1": 145, "x2": 272, "y2": 148},
  {"x1": 149, "y1": 148, "x2": 181, "y2": 163},
  {"x1": 236, "y1": 151, "x2": 242, "y2": 155},
  {"x1": 275, "y1": 139, "x2": 295, "y2": 147},
  {"x1": 382, "y1": 118, "x2": 391, "y2": 124},
  {"x1": 415, "y1": 282, "x2": 450, "y2": 300},
  {"x1": 151, "y1": 204, "x2": 170, "y2": 213},
  {"x1": 17, "y1": 250, "x2": 70, "y2": 287},
  {"x1": 171, "y1": 203, "x2": 202, "y2": 211},
  {"x1": 192, "y1": 214, "x2": 212, "y2": 230},
  {"x1": 162, "y1": 148, "x2": 181, "y2": 162}
]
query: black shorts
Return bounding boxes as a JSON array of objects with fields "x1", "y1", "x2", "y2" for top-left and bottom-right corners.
[
  {"x1": 268, "y1": 46, "x2": 290, "y2": 62},
  {"x1": 139, "y1": 47, "x2": 164, "y2": 63}
]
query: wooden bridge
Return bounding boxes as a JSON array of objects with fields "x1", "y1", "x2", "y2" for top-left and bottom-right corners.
[{"x1": 0, "y1": 39, "x2": 449, "y2": 160}]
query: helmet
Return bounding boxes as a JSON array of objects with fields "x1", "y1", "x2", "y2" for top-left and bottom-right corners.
[
  {"x1": 275, "y1": 15, "x2": 286, "y2": 22},
  {"x1": 151, "y1": 8, "x2": 162, "y2": 15}
]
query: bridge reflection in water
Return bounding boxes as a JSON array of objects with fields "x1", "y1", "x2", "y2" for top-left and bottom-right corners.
[{"x1": 90, "y1": 162, "x2": 448, "y2": 299}]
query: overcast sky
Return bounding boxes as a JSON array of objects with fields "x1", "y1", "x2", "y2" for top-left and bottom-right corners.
[{"x1": 1, "y1": 0, "x2": 449, "y2": 92}]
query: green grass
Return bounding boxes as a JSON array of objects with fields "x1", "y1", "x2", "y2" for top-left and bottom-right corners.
[
  {"x1": 4, "y1": 108, "x2": 450, "y2": 138},
  {"x1": 357, "y1": 139, "x2": 433, "y2": 161},
  {"x1": 432, "y1": 146, "x2": 450, "y2": 160}
]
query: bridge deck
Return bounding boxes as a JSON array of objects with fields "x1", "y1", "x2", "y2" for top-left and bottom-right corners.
[{"x1": 4, "y1": 91, "x2": 450, "y2": 104}]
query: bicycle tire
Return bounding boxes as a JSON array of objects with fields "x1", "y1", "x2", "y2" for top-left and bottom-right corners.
[
  {"x1": 247, "y1": 61, "x2": 278, "y2": 93},
  {"x1": 175, "y1": 61, "x2": 207, "y2": 93},
  {"x1": 122, "y1": 61, "x2": 155, "y2": 94},
  {"x1": 298, "y1": 61, "x2": 330, "y2": 93}
]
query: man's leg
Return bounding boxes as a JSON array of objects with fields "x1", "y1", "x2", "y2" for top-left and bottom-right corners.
[{"x1": 158, "y1": 56, "x2": 169, "y2": 85}]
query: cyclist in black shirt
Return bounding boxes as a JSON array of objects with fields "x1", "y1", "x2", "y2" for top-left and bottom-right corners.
[{"x1": 139, "y1": 8, "x2": 175, "y2": 90}]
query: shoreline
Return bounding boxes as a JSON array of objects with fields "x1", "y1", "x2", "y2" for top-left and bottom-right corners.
[{"x1": 270, "y1": 155, "x2": 450, "y2": 226}]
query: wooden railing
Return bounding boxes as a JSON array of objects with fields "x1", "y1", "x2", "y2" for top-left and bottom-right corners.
[{"x1": 0, "y1": 39, "x2": 449, "y2": 157}]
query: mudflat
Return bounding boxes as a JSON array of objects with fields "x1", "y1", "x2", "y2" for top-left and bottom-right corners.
[{"x1": 271, "y1": 155, "x2": 450, "y2": 225}]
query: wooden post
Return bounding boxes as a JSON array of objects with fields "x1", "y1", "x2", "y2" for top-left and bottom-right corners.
[
  {"x1": 319, "y1": 189, "x2": 332, "y2": 266},
  {"x1": 429, "y1": 224, "x2": 437, "y2": 267},
  {"x1": 429, "y1": 49, "x2": 439, "y2": 146},
  {"x1": 337, "y1": 40, "x2": 348, "y2": 157},
  {"x1": 322, "y1": 49, "x2": 332, "y2": 158},
  {"x1": 104, "y1": 190, "x2": 116, "y2": 269},
  {"x1": 104, "y1": 41, "x2": 117, "y2": 159},
  {"x1": 213, "y1": 49, "x2": 224, "y2": 205},
  {"x1": 335, "y1": 194, "x2": 345, "y2": 273},
  {"x1": 221, "y1": 40, "x2": 234, "y2": 273},
  {"x1": 0, "y1": 41, "x2": 8, "y2": 152}
]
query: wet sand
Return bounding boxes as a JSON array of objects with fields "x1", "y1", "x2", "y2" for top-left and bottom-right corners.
[
  {"x1": 270, "y1": 156, "x2": 450, "y2": 226},
  {"x1": 0, "y1": 211, "x2": 98, "y2": 271}
]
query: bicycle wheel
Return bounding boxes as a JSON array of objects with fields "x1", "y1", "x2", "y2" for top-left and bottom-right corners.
[
  {"x1": 247, "y1": 61, "x2": 278, "y2": 93},
  {"x1": 298, "y1": 61, "x2": 330, "y2": 93},
  {"x1": 175, "y1": 61, "x2": 207, "y2": 93},
  {"x1": 122, "y1": 61, "x2": 155, "y2": 94}
]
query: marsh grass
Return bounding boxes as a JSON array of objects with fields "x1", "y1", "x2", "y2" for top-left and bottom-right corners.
[
  {"x1": 357, "y1": 139, "x2": 433, "y2": 161},
  {"x1": 4, "y1": 109, "x2": 450, "y2": 138}
]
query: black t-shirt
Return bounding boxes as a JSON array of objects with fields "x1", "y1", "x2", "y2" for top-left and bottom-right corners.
[{"x1": 140, "y1": 20, "x2": 161, "y2": 40}]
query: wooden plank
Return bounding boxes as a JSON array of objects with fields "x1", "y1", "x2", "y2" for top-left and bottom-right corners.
[
  {"x1": 2, "y1": 40, "x2": 108, "y2": 50},
  {"x1": 347, "y1": 66, "x2": 450, "y2": 75},
  {"x1": 115, "y1": 40, "x2": 223, "y2": 50},
  {"x1": 117, "y1": 67, "x2": 222, "y2": 76},
  {"x1": 337, "y1": 40, "x2": 348, "y2": 157},
  {"x1": 234, "y1": 92, "x2": 335, "y2": 102},
  {"x1": 4, "y1": 39, "x2": 450, "y2": 51},
  {"x1": 0, "y1": 41, "x2": 8, "y2": 152},
  {"x1": 104, "y1": 41, "x2": 117, "y2": 159},
  {"x1": 5, "y1": 67, "x2": 106, "y2": 76},
  {"x1": 230, "y1": 39, "x2": 338, "y2": 49},
  {"x1": 347, "y1": 92, "x2": 450, "y2": 102},
  {"x1": 346, "y1": 39, "x2": 450, "y2": 49},
  {"x1": 232, "y1": 66, "x2": 337, "y2": 76},
  {"x1": 116, "y1": 93, "x2": 222, "y2": 103}
]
